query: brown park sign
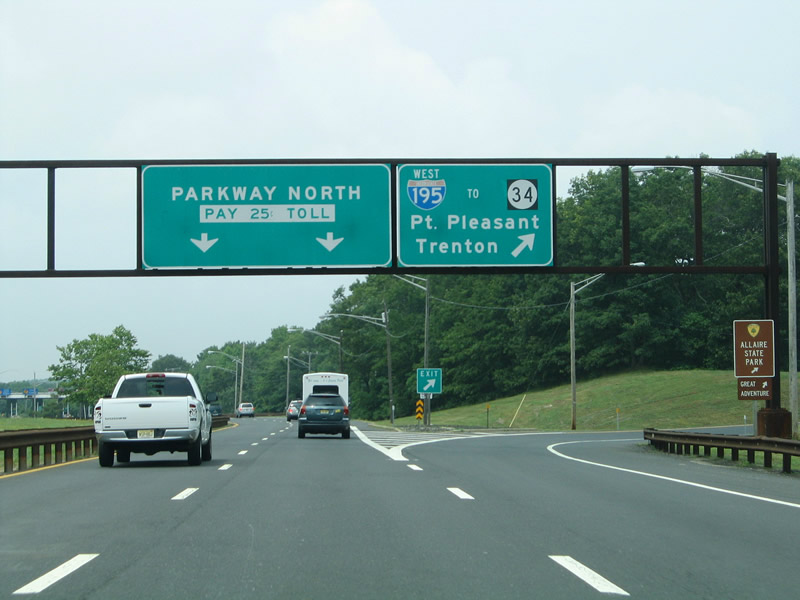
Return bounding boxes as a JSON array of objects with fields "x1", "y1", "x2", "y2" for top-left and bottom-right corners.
[
  {"x1": 737, "y1": 377, "x2": 773, "y2": 401},
  {"x1": 733, "y1": 320, "x2": 775, "y2": 378}
]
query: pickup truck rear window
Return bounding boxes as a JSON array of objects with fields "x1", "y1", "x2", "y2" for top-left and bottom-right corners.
[{"x1": 116, "y1": 377, "x2": 195, "y2": 398}]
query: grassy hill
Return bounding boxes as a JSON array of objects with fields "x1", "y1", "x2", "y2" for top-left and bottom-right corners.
[{"x1": 381, "y1": 369, "x2": 794, "y2": 431}]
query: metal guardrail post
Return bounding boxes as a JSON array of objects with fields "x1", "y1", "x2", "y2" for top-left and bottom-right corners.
[
  {"x1": 644, "y1": 428, "x2": 800, "y2": 473},
  {"x1": 2, "y1": 419, "x2": 228, "y2": 475}
]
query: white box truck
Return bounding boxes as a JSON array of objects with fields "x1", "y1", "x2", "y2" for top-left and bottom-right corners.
[{"x1": 302, "y1": 372, "x2": 349, "y2": 405}]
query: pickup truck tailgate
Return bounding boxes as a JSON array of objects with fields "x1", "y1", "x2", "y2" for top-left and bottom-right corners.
[{"x1": 100, "y1": 397, "x2": 192, "y2": 430}]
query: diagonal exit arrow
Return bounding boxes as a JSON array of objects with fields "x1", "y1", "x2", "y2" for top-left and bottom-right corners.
[
  {"x1": 423, "y1": 379, "x2": 437, "y2": 391},
  {"x1": 511, "y1": 233, "x2": 536, "y2": 258},
  {"x1": 316, "y1": 232, "x2": 344, "y2": 252},
  {"x1": 190, "y1": 233, "x2": 218, "y2": 253}
]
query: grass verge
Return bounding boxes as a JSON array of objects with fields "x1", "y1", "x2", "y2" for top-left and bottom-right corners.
[{"x1": 380, "y1": 369, "x2": 793, "y2": 432}]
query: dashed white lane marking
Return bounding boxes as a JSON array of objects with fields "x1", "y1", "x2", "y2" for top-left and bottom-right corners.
[
  {"x1": 238, "y1": 450, "x2": 248, "y2": 455},
  {"x1": 549, "y1": 555, "x2": 629, "y2": 596},
  {"x1": 171, "y1": 488, "x2": 198, "y2": 500},
  {"x1": 262, "y1": 437, "x2": 269, "y2": 441},
  {"x1": 14, "y1": 554, "x2": 99, "y2": 595},
  {"x1": 218, "y1": 464, "x2": 233, "y2": 471},
  {"x1": 547, "y1": 439, "x2": 800, "y2": 510},
  {"x1": 407, "y1": 464, "x2": 423, "y2": 471},
  {"x1": 251, "y1": 442, "x2": 258, "y2": 446},
  {"x1": 447, "y1": 487, "x2": 474, "y2": 500}
]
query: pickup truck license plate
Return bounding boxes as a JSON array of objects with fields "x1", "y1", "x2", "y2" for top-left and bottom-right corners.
[{"x1": 137, "y1": 429, "x2": 155, "y2": 439}]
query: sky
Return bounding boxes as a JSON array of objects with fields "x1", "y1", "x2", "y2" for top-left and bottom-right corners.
[{"x1": 1, "y1": 0, "x2": 798, "y2": 381}]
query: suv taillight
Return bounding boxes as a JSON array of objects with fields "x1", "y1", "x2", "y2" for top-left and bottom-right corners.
[
  {"x1": 300, "y1": 406, "x2": 306, "y2": 415},
  {"x1": 343, "y1": 406, "x2": 349, "y2": 416}
]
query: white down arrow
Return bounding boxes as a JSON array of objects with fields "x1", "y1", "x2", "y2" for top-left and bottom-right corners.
[
  {"x1": 316, "y1": 232, "x2": 344, "y2": 252},
  {"x1": 190, "y1": 233, "x2": 218, "y2": 253}
]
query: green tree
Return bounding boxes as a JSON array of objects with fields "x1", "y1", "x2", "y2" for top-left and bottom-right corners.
[
  {"x1": 152, "y1": 354, "x2": 192, "y2": 372},
  {"x1": 49, "y1": 325, "x2": 151, "y2": 412}
]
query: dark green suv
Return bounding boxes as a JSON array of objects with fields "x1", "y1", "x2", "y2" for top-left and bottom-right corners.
[{"x1": 297, "y1": 394, "x2": 350, "y2": 439}]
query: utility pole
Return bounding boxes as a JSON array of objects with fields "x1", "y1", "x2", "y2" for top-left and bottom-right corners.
[
  {"x1": 384, "y1": 300, "x2": 394, "y2": 424},
  {"x1": 285, "y1": 344, "x2": 291, "y2": 410},
  {"x1": 424, "y1": 278, "x2": 431, "y2": 425},
  {"x1": 788, "y1": 180, "x2": 797, "y2": 437},
  {"x1": 239, "y1": 343, "x2": 245, "y2": 406},
  {"x1": 339, "y1": 330, "x2": 344, "y2": 373}
]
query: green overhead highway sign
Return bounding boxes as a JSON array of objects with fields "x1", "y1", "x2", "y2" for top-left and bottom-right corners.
[
  {"x1": 397, "y1": 163, "x2": 554, "y2": 267},
  {"x1": 142, "y1": 164, "x2": 392, "y2": 269},
  {"x1": 416, "y1": 368, "x2": 442, "y2": 394}
]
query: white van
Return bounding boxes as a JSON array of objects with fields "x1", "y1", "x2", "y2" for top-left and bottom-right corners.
[{"x1": 302, "y1": 372, "x2": 349, "y2": 405}]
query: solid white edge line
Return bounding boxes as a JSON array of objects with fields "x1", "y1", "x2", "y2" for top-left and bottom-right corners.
[
  {"x1": 351, "y1": 426, "x2": 408, "y2": 461},
  {"x1": 13, "y1": 553, "x2": 99, "y2": 595},
  {"x1": 447, "y1": 487, "x2": 474, "y2": 500},
  {"x1": 549, "y1": 555, "x2": 629, "y2": 596},
  {"x1": 547, "y1": 439, "x2": 800, "y2": 510},
  {"x1": 171, "y1": 487, "x2": 198, "y2": 500}
]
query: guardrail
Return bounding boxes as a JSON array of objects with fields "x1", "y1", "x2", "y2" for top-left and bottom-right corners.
[
  {"x1": 0, "y1": 427, "x2": 96, "y2": 474},
  {"x1": 644, "y1": 428, "x2": 800, "y2": 474},
  {"x1": 0, "y1": 416, "x2": 231, "y2": 475}
]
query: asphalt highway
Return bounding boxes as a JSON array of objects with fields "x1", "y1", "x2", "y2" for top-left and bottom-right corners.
[{"x1": 2, "y1": 418, "x2": 799, "y2": 599}]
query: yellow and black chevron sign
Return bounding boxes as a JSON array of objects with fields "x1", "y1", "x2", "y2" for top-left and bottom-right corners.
[{"x1": 415, "y1": 399, "x2": 424, "y2": 420}]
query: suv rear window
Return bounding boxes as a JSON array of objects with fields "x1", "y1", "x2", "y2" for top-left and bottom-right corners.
[{"x1": 304, "y1": 394, "x2": 345, "y2": 407}]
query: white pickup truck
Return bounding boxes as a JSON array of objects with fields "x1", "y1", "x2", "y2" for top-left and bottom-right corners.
[{"x1": 94, "y1": 372, "x2": 215, "y2": 467}]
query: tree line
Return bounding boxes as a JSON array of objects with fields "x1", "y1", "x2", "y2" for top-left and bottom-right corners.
[{"x1": 41, "y1": 153, "x2": 798, "y2": 420}]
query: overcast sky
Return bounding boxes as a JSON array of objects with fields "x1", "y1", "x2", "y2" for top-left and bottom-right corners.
[{"x1": 1, "y1": 0, "x2": 798, "y2": 381}]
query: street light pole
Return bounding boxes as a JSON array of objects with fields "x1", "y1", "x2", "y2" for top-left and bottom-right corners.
[
  {"x1": 394, "y1": 274, "x2": 432, "y2": 424},
  {"x1": 570, "y1": 273, "x2": 605, "y2": 430},
  {"x1": 301, "y1": 351, "x2": 317, "y2": 373},
  {"x1": 288, "y1": 328, "x2": 344, "y2": 372},
  {"x1": 321, "y1": 311, "x2": 396, "y2": 424},
  {"x1": 205, "y1": 365, "x2": 237, "y2": 414},
  {"x1": 208, "y1": 349, "x2": 243, "y2": 411}
]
